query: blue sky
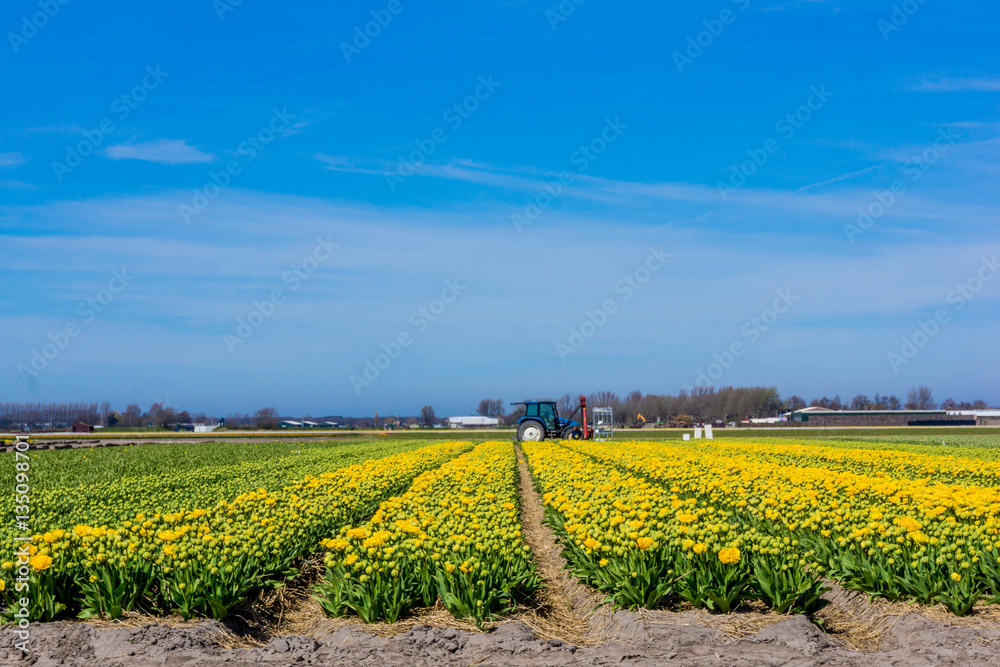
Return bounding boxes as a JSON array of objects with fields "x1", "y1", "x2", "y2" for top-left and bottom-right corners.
[{"x1": 2, "y1": 0, "x2": 998, "y2": 416}]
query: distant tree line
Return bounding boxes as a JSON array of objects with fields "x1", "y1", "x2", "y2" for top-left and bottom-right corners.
[
  {"x1": 585, "y1": 387, "x2": 785, "y2": 425},
  {"x1": 497, "y1": 387, "x2": 785, "y2": 426},
  {"x1": 233, "y1": 409, "x2": 430, "y2": 429},
  {"x1": 0, "y1": 402, "x2": 103, "y2": 430},
  {"x1": 491, "y1": 385, "x2": 993, "y2": 427},
  {"x1": 0, "y1": 401, "x2": 214, "y2": 431},
  {"x1": 2, "y1": 386, "x2": 992, "y2": 433},
  {"x1": 476, "y1": 399, "x2": 505, "y2": 418},
  {"x1": 787, "y1": 386, "x2": 987, "y2": 413}
]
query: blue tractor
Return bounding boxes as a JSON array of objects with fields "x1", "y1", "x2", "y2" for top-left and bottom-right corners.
[{"x1": 513, "y1": 396, "x2": 594, "y2": 442}]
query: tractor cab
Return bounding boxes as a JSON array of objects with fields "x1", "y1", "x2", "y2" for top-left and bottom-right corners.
[{"x1": 525, "y1": 401, "x2": 559, "y2": 432}]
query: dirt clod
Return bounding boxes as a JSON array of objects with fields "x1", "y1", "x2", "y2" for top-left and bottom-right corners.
[{"x1": 6, "y1": 613, "x2": 1000, "y2": 666}]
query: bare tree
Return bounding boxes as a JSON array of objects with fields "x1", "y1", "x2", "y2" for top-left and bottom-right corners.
[
  {"x1": 590, "y1": 391, "x2": 620, "y2": 407},
  {"x1": 124, "y1": 403, "x2": 142, "y2": 428},
  {"x1": 785, "y1": 395, "x2": 807, "y2": 411},
  {"x1": 556, "y1": 394, "x2": 575, "y2": 417},
  {"x1": 850, "y1": 394, "x2": 870, "y2": 410},
  {"x1": 905, "y1": 386, "x2": 936, "y2": 410},
  {"x1": 420, "y1": 405, "x2": 436, "y2": 427},
  {"x1": 151, "y1": 405, "x2": 177, "y2": 429},
  {"x1": 503, "y1": 404, "x2": 525, "y2": 426},
  {"x1": 254, "y1": 407, "x2": 280, "y2": 429},
  {"x1": 476, "y1": 398, "x2": 505, "y2": 417}
]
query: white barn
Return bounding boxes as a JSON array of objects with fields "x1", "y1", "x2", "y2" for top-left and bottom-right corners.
[{"x1": 447, "y1": 416, "x2": 500, "y2": 428}]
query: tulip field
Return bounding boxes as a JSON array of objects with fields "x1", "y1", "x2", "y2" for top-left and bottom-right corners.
[
  {"x1": 314, "y1": 441, "x2": 540, "y2": 625},
  {"x1": 1, "y1": 440, "x2": 470, "y2": 622},
  {"x1": 525, "y1": 437, "x2": 1000, "y2": 616},
  {"x1": 4, "y1": 435, "x2": 1000, "y2": 627}
]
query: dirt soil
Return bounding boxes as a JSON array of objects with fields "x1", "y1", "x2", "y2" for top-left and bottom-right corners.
[
  {"x1": 5, "y1": 445, "x2": 1000, "y2": 665},
  {"x1": 5, "y1": 610, "x2": 1000, "y2": 666}
]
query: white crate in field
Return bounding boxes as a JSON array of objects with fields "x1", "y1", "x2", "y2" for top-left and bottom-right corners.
[{"x1": 592, "y1": 407, "x2": 613, "y2": 441}]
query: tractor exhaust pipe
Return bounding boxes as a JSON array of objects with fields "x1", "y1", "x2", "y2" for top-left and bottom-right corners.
[{"x1": 580, "y1": 395, "x2": 589, "y2": 440}]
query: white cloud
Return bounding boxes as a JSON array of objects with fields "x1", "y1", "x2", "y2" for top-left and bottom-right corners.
[
  {"x1": 3, "y1": 190, "x2": 998, "y2": 411},
  {"x1": 795, "y1": 164, "x2": 884, "y2": 192},
  {"x1": 315, "y1": 152, "x2": 994, "y2": 228},
  {"x1": 0, "y1": 152, "x2": 25, "y2": 168},
  {"x1": 103, "y1": 139, "x2": 214, "y2": 165},
  {"x1": 315, "y1": 153, "x2": 389, "y2": 175},
  {"x1": 911, "y1": 78, "x2": 1000, "y2": 93}
]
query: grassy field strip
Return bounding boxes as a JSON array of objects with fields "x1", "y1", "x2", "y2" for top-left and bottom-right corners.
[
  {"x1": 0, "y1": 438, "x2": 403, "y2": 489},
  {"x1": 660, "y1": 437, "x2": 1000, "y2": 486},
  {"x1": 2, "y1": 441, "x2": 430, "y2": 535}
]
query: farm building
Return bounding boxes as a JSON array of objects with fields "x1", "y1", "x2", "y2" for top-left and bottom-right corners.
[
  {"x1": 948, "y1": 410, "x2": 1000, "y2": 426},
  {"x1": 72, "y1": 422, "x2": 94, "y2": 432},
  {"x1": 789, "y1": 408, "x2": 975, "y2": 427},
  {"x1": 175, "y1": 423, "x2": 220, "y2": 433},
  {"x1": 447, "y1": 416, "x2": 500, "y2": 428},
  {"x1": 278, "y1": 420, "x2": 339, "y2": 428},
  {"x1": 746, "y1": 417, "x2": 786, "y2": 425}
]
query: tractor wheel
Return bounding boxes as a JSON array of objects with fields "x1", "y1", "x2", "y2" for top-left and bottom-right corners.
[
  {"x1": 517, "y1": 421, "x2": 546, "y2": 442},
  {"x1": 560, "y1": 426, "x2": 582, "y2": 440}
]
